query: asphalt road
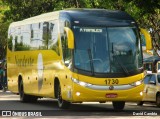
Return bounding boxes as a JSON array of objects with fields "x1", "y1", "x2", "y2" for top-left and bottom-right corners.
[{"x1": 0, "y1": 90, "x2": 160, "y2": 118}]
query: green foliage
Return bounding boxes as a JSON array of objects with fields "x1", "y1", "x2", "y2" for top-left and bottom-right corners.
[
  {"x1": 0, "y1": 21, "x2": 10, "y2": 59},
  {"x1": 0, "y1": 0, "x2": 159, "y2": 59},
  {"x1": 2, "y1": 0, "x2": 58, "y2": 21}
]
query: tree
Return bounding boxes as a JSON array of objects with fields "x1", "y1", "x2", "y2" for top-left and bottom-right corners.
[
  {"x1": 0, "y1": 21, "x2": 10, "y2": 59},
  {"x1": 2, "y1": 0, "x2": 62, "y2": 21},
  {"x1": 124, "y1": 0, "x2": 160, "y2": 30},
  {"x1": 0, "y1": 0, "x2": 160, "y2": 59},
  {"x1": 0, "y1": 0, "x2": 10, "y2": 59}
]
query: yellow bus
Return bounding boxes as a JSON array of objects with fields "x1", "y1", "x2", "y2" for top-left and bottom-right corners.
[{"x1": 7, "y1": 8, "x2": 152, "y2": 110}]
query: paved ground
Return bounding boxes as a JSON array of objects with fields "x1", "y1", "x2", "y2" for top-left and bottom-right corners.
[{"x1": 0, "y1": 90, "x2": 160, "y2": 118}]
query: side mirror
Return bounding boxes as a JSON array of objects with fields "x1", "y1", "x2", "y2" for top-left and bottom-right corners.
[
  {"x1": 140, "y1": 28, "x2": 152, "y2": 50},
  {"x1": 64, "y1": 27, "x2": 74, "y2": 49}
]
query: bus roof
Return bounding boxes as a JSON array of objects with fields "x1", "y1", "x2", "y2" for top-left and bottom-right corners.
[
  {"x1": 9, "y1": 8, "x2": 136, "y2": 27},
  {"x1": 60, "y1": 8, "x2": 136, "y2": 26},
  {"x1": 61, "y1": 8, "x2": 134, "y2": 20},
  {"x1": 9, "y1": 11, "x2": 59, "y2": 27}
]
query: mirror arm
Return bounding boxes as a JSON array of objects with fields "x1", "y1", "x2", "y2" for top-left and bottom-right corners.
[
  {"x1": 64, "y1": 27, "x2": 74, "y2": 49},
  {"x1": 140, "y1": 28, "x2": 152, "y2": 50}
]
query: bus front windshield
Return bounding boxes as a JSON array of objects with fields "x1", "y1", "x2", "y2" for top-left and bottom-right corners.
[{"x1": 73, "y1": 26, "x2": 142, "y2": 75}]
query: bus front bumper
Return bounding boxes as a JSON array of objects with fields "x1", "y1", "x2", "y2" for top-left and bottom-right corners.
[{"x1": 71, "y1": 83, "x2": 144, "y2": 102}]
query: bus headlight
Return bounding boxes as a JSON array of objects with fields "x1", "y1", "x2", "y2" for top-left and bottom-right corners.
[
  {"x1": 71, "y1": 78, "x2": 92, "y2": 87},
  {"x1": 130, "y1": 80, "x2": 143, "y2": 86}
]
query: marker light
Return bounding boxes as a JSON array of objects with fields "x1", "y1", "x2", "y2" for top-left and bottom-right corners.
[
  {"x1": 130, "y1": 80, "x2": 143, "y2": 86},
  {"x1": 135, "y1": 81, "x2": 141, "y2": 85},
  {"x1": 79, "y1": 82, "x2": 86, "y2": 86},
  {"x1": 140, "y1": 92, "x2": 143, "y2": 96},
  {"x1": 76, "y1": 92, "x2": 81, "y2": 96},
  {"x1": 71, "y1": 77, "x2": 92, "y2": 87}
]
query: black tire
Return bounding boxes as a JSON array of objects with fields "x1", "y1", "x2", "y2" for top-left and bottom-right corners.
[
  {"x1": 112, "y1": 101, "x2": 125, "y2": 110},
  {"x1": 19, "y1": 80, "x2": 38, "y2": 103},
  {"x1": 57, "y1": 83, "x2": 70, "y2": 109},
  {"x1": 19, "y1": 80, "x2": 29, "y2": 102},
  {"x1": 137, "y1": 101, "x2": 144, "y2": 106},
  {"x1": 29, "y1": 95, "x2": 38, "y2": 103},
  {"x1": 156, "y1": 93, "x2": 160, "y2": 107}
]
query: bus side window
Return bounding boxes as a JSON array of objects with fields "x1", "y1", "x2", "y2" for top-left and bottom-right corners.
[
  {"x1": 43, "y1": 22, "x2": 50, "y2": 49},
  {"x1": 31, "y1": 24, "x2": 34, "y2": 39},
  {"x1": 8, "y1": 27, "x2": 15, "y2": 51},
  {"x1": 61, "y1": 30, "x2": 71, "y2": 66},
  {"x1": 8, "y1": 36, "x2": 13, "y2": 51},
  {"x1": 49, "y1": 20, "x2": 60, "y2": 55}
]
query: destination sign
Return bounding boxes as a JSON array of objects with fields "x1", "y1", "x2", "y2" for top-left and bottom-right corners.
[{"x1": 80, "y1": 28, "x2": 102, "y2": 33}]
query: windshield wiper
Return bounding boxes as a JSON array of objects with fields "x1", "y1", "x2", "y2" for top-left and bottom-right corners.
[
  {"x1": 111, "y1": 43, "x2": 129, "y2": 76},
  {"x1": 88, "y1": 49, "x2": 95, "y2": 76}
]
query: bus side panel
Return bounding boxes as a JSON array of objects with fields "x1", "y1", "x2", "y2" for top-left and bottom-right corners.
[
  {"x1": 7, "y1": 48, "x2": 62, "y2": 97},
  {"x1": 7, "y1": 49, "x2": 19, "y2": 93}
]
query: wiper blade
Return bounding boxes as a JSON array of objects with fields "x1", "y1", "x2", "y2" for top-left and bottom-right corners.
[
  {"x1": 111, "y1": 43, "x2": 129, "y2": 76},
  {"x1": 88, "y1": 49, "x2": 95, "y2": 76},
  {"x1": 114, "y1": 56, "x2": 129, "y2": 76}
]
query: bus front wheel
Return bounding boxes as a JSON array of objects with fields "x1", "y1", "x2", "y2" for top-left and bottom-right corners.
[
  {"x1": 112, "y1": 101, "x2": 125, "y2": 110},
  {"x1": 57, "y1": 84, "x2": 70, "y2": 109},
  {"x1": 137, "y1": 101, "x2": 144, "y2": 106}
]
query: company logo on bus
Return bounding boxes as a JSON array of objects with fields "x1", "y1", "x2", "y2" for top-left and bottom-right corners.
[{"x1": 109, "y1": 85, "x2": 114, "y2": 90}]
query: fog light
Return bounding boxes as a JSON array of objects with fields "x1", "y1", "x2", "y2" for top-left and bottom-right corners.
[
  {"x1": 140, "y1": 92, "x2": 143, "y2": 96},
  {"x1": 76, "y1": 92, "x2": 80, "y2": 96}
]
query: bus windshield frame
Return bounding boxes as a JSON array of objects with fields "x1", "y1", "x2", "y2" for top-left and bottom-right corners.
[{"x1": 73, "y1": 26, "x2": 143, "y2": 77}]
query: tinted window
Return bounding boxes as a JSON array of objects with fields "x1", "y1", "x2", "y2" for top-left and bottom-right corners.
[
  {"x1": 149, "y1": 74, "x2": 156, "y2": 84},
  {"x1": 8, "y1": 20, "x2": 59, "y2": 54},
  {"x1": 73, "y1": 26, "x2": 142, "y2": 74},
  {"x1": 157, "y1": 75, "x2": 160, "y2": 83},
  {"x1": 8, "y1": 26, "x2": 30, "y2": 51},
  {"x1": 61, "y1": 20, "x2": 71, "y2": 65},
  {"x1": 144, "y1": 75, "x2": 151, "y2": 84}
]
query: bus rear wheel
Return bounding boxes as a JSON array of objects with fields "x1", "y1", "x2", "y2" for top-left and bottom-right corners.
[
  {"x1": 57, "y1": 84, "x2": 70, "y2": 109},
  {"x1": 19, "y1": 80, "x2": 29, "y2": 102},
  {"x1": 112, "y1": 101, "x2": 125, "y2": 110},
  {"x1": 19, "y1": 80, "x2": 38, "y2": 102}
]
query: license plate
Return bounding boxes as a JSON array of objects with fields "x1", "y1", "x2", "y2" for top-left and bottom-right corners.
[{"x1": 106, "y1": 93, "x2": 118, "y2": 98}]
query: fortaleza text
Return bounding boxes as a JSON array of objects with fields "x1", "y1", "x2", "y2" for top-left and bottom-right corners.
[{"x1": 133, "y1": 111, "x2": 158, "y2": 116}]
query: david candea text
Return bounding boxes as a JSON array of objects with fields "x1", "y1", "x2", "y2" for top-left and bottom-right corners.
[{"x1": 133, "y1": 111, "x2": 158, "y2": 116}]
